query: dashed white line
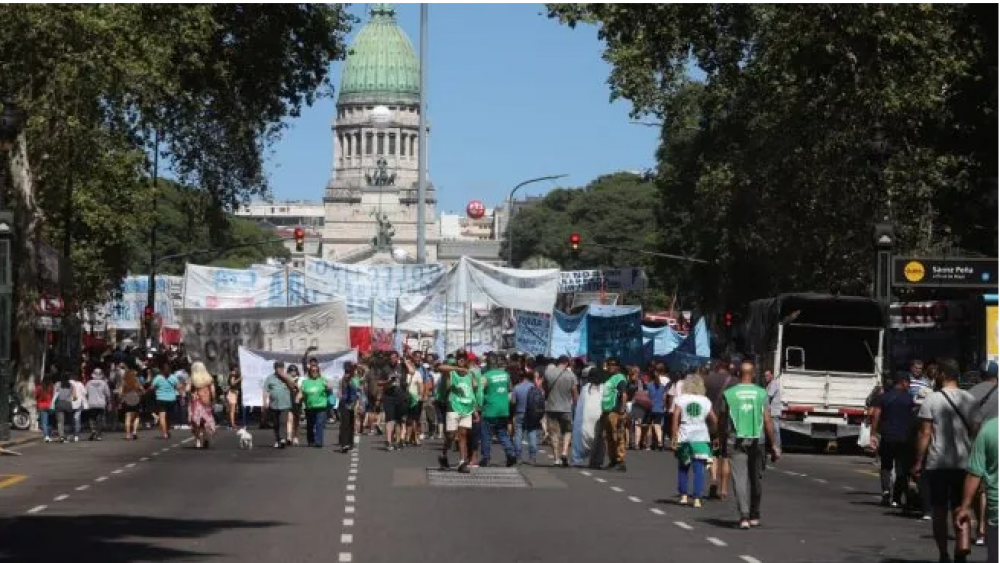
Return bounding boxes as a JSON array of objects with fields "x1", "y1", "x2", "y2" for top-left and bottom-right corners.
[
  {"x1": 706, "y1": 537, "x2": 727, "y2": 547},
  {"x1": 26, "y1": 505, "x2": 46, "y2": 514},
  {"x1": 610, "y1": 486, "x2": 624, "y2": 493},
  {"x1": 780, "y1": 470, "x2": 796, "y2": 476},
  {"x1": 813, "y1": 478, "x2": 827, "y2": 484},
  {"x1": 126, "y1": 463, "x2": 136, "y2": 468},
  {"x1": 111, "y1": 469, "x2": 123, "y2": 475},
  {"x1": 580, "y1": 471, "x2": 592, "y2": 477},
  {"x1": 343, "y1": 518, "x2": 354, "y2": 527},
  {"x1": 627, "y1": 496, "x2": 642, "y2": 503},
  {"x1": 346, "y1": 495, "x2": 356, "y2": 503},
  {"x1": 842, "y1": 485, "x2": 855, "y2": 491},
  {"x1": 161, "y1": 448, "x2": 169, "y2": 452},
  {"x1": 182, "y1": 437, "x2": 194, "y2": 443},
  {"x1": 348, "y1": 475, "x2": 357, "y2": 482},
  {"x1": 54, "y1": 494, "x2": 69, "y2": 502},
  {"x1": 349, "y1": 468, "x2": 358, "y2": 474},
  {"x1": 338, "y1": 553, "x2": 352, "y2": 563},
  {"x1": 594, "y1": 478, "x2": 607, "y2": 483},
  {"x1": 346, "y1": 484, "x2": 356, "y2": 491},
  {"x1": 740, "y1": 556, "x2": 763, "y2": 563},
  {"x1": 650, "y1": 508, "x2": 665, "y2": 515},
  {"x1": 674, "y1": 521, "x2": 694, "y2": 531},
  {"x1": 75, "y1": 485, "x2": 89, "y2": 492},
  {"x1": 95, "y1": 476, "x2": 108, "y2": 483},
  {"x1": 341, "y1": 534, "x2": 353, "y2": 544},
  {"x1": 345, "y1": 505, "x2": 355, "y2": 514},
  {"x1": 139, "y1": 457, "x2": 149, "y2": 462},
  {"x1": 151, "y1": 452, "x2": 159, "y2": 457}
]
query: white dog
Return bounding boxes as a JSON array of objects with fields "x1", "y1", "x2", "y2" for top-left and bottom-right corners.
[{"x1": 237, "y1": 428, "x2": 253, "y2": 450}]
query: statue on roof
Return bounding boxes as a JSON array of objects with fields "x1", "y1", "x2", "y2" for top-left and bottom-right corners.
[{"x1": 365, "y1": 157, "x2": 396, "y2": 187}]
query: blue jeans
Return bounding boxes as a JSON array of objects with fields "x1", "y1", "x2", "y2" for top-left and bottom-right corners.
[
  {"x1": 305, "y1": 408, "x2": 328, "y2": 446},
  {"x1": 39, "y1": 410, "x2": 51, "y2": 438},
  {"x1": 73, "y1": 409, "x2": 83, "y2": 435},
  {"x1": 513, "y1": 414, "x2": 537, "y2": 461},
  {"x1": 480, "y1": 417, "x2": 516, "y2": 462},
  {"x1": 678, "y1": 458, "x2": 707, "y2": 498}
]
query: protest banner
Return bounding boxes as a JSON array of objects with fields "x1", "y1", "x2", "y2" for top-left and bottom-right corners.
[
  {"x1": 237, "y1": 347, "x2": 357, "y2": 408},
  {"x1": 559, "y1": 268, "x2": 647, "y2": 293},
  {"x1": 587, "y1": 305, "x2": 644, "y2": 365},
  {"x1": 514, "y1": 311, "x2": 552, "y2": 356},
  {"x1": 183, "y1": 264, "x2": 288, "y2": 309},
  {"x1": 549, "y1": 309, "x2": 588, "y2": 358}
]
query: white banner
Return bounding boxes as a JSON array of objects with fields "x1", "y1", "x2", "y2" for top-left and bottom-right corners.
[
  {"x1": 180, "y1": 302, "x2": 350, "y2": 376},
  {"x1": 303, "y1": 257, "x2": 446, "y2": 301},
  {"x1": 515, "y1": 310, "x2": 552, "y2": 356},
  {"x1": 395, "y1": 294, "x2": 468, "y2": 333},
  {"x1": 237, "y1": 346, "x2": 358, "y2": 408},
  {"x1": 103, "y1": 275, "x2": 183, "y2": 330},
  {"x1": 441, "y1": 257, "x2": 559, "y2": 314},
  {"x1": 559, "y1": 268, "x2": 647, "y2": 293},
  {"x1": 183, "y1": 264, "x2": 288, "y2": 309}
]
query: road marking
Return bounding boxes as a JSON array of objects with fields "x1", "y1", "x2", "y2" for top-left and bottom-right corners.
[
  {"x1": 126, "y1": 463, "x2": 136, "y2": 468},
  {"x1": 161, "y1": 448, "x2": 170, "y2": 453},
  {"x1": 346, "y1": 495, "x2": 355, "y2": 503},
  {"x1": 594, "y1": 478, "x2": 607, "y2": 483},
  {"x1": 139, "y1": 457, "x2": 149, "y2": 462},
  {"x1": 54, "y1": 494, "x2": 69, "y2": 502},
  {"x1": 842, "y1": 485, "x2": 855, "y2": 491},
  {"x1": 347, "y1": 484, "x2": 356, "y2": 491},
  {"x1": 75, "y1": 485, "x2": 89, "y2": 492},
  {"x1": 855, "y1": 469, "x2": 879, "y2": 477},
  {"x1": 348, "y1": 475, "x2": 357, "y2": 482},
  {"x1": 706, "y1": 537, "x2": 727, "y2": 547},
  {"x1": 338, "y1": 553, "x2": 352, "y2": 563},
  {"x1": 813, "y1": 478, "x2": 827, "y2": 484},
  {"x1": 95, "y1": 476, "x2": 108, "y2": 482},
  {"x1": 628, "y1": 496, "x2": 642, "y2": 503},
  {"x1": 151, "y1": 452, "x2": 159, "y2": 457},
  {"x1": 740, "y1": 556, "x2": 763, "y2": 563},
  {"x1": 610, "y1": 486, "x2": 624, "y2": 493},
  {"x1": 0, "y1": 474, "x2": 27, "y2": 489},
  {"x1": 650, "y1": 508, "x2": 665, "y2": 515},
  {"x1": 26, "y1": 505, "x2": 46, "y2": 514},
  {"x1": 341, "y1": 534, "x2": 353, "y2": 544},
  {"x1": 343, "y1": 518, "x2": 354, "y2": 527},
  {"x1": 345, "y1": 505, "x2": 355, "y2": 514},
  {"x1": 349, "y1": 468, "x2": 358, "y2": 474},
  {"x1": 182, "y1": 437, "x2": 194, "y2": 444},
  {"x1": 580, "y1": 471, "x2": 592, "y2": 477},
  {"x1": 781, "y1": 470, "x2": 797, "y2": 476},
  {"x1": 674, "y1": 521, "x2": 694, "y2": 531},
  {"x1": 111, "y1": 470, "x2": 123, "y2": 475}
]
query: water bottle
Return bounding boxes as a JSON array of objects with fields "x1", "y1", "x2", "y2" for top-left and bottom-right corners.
[{"x1": 956, "y1": 520, "x2": 971, "y2": 556}]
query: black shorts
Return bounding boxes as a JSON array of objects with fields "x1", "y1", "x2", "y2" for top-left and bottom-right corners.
[
  {"x1": 644, "y1": 412, "x2": 666, "y2": 426},
  {"x1": 382, "y1": 396, "x2": 406, "y2": 424},
  {"x1": 155, "y1": 400, "x2": 174, "y2": 413},
  {"x1": 546, "y1": 412, "x2": 572, "y2": 434},
  {"x1": 366, "y1": 396, "x2": 379, "y2": 414},
  {"x1": 927, "y1": 468, "x2": 965, "y2": 509},
  {"x1": 407, "y1": 402, "x2": 422, "y2": 422},
  {"x1": 467, "y1": 420, "x2": 481, "y2": 449}
]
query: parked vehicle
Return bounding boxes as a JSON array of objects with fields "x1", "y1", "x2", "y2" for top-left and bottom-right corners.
[{"x1": 9, "y1": 395, "x2": 30, "y2": 431}]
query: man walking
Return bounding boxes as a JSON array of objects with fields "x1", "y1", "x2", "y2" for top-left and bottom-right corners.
[
  {"x1": 870, "y1": 372, "x2": 916, "y2": 508},
  {"x1": 438, "y1": 352, "x2": 476, "y2": 473},
  {"x1": 264, "y1": 361, "x2": 296, "y2": 449},
  {"x1": 599, "y1": 358, "x2": 628, "y2": 472},
  {"x1": 719, "y1": 360, "x2": 781, "y2": 530},
  {"x1": 956, "y1": 416, "x2": 998, "y2": 563},
  {"x1": 544, "y1": 355, "x2": 578, "y2": 467},
  {"x1": 479, "y1": 354, "x2": 517, "y2": 467}
]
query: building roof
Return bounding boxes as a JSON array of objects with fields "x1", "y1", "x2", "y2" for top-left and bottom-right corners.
[{"x1": 339, "y1": 4, "x2": 420, "y2": 105}]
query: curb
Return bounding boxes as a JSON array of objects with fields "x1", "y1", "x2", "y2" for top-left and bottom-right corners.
[{"x1": 0, "y1": 434, "x2": 42, "y2": 448}]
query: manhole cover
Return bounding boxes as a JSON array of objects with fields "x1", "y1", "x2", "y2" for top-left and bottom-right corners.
[{"x1": 427, "y1": 467, "x2": 530, "y2": 488}]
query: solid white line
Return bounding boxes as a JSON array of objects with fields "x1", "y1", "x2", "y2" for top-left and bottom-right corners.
[
  {"x1": 346, "y1": 484, "x2": 356, "y2": 491},
  {"x1": 594, "y1": 478, "x2": 607, "y2": 483},
  {"x1": 111, "y1": 469, "x2": 123, "y2": 474},
  {"x1": 341, "y1": 534, "x2": 353, "y2": 544},
  {"x1": 345, "y1": 505, "x2": 355, "y2": 514},
  {"x1": 740, "y1": 556, "x2": 763, "y2": 563},
  {"x1": 346, "y1": 495, "x2": 355, "y2": 503},
  {"x1": 126, "y1": 463, "x2": 136, "y2": 468},
  {"x1": 338, "y1": 553, "x2": 352, "y2": 563},
  {"x1": 706, "y1": 537, "x2": 727, "y2": 547},
  {"x1": 75, "y1": 485, "x2": 89, "y2": 492},
  {"x1": 580, "y1": 471, "x2": 592, "y2": 477},
  {"x1": 628, "y1": 496, "x2": 642, "y2": 503},
  {"x1": 54, "y1": 494, "x2": 69, "y2": 502},
  {"x1": 26, "y1": 505, "x2": 46, "y2": 514},
  {"x1": 95, "y1": 476, "x2": 108, "y2": 483},
  {"x1": 674, "y1": 521, "x2": 694, "y2": 531},
  {"x1": 610, "y1": 486, "x2": 624, "y2": 493},
  {"x1": 343, "y1": 518, "x2": 354, "y2": 527},
  {"x1": 650, "y1": 508, "x2": 665, "y2": 515},
  {"x1": 139, "y1": 457, "x2": 149, "y2": 462}
]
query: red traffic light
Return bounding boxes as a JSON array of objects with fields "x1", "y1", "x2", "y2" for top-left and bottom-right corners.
[
  {"x1": 724, "y1": 312, "x2": 733, "y2": 327},
  {"x1": 294, "y1": 227, "x2": 305, "y2": 252},
  {"x1": 569, "y1": 233, "x2": 581, "y2": 251},
  {"x1": 144, "y1": 306, "x2": 154, "y2": 320}
]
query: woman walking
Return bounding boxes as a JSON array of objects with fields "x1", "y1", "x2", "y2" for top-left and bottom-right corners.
[
  {"x1": 35, "y1": 380, "x2": 54, "y2": 442},
  {"x1": 120, "y1": 370, "x2": 144, "y2": 440},
  {"x1": 339, "y1": 362, "x2": 360, "y2": 453},
  {"x1": 226, "y1": 364, "x2": 242, "y2": 428},
  {"x1": 189, "y1": 362, "x2": 217, "y2": 449},
  {"x1": 671, "y1": 372, "x2": 717, "y2": 508},
  {"x1": 301, "y1": 363, "x2": 332, "y2": 448}
]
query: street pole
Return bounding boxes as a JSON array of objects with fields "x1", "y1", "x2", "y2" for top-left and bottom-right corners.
[
  {"x1": 146, "y1": 128, "x2": 159, "y2": 350},
  {"x1": 505, "y1": 174, "x2": 567, "y2": 267},
  {"x1": 416, "y1": 3, "x2": 428, "y2": 264}
]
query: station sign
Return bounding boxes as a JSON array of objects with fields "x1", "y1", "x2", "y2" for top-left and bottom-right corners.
[{"x1": 892, "y1": 257, "x2": 997, "y2": 289}]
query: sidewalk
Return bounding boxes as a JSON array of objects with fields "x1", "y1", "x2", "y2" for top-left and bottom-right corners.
[{"x1": 0, "y1": 432, "x2": 42, "y2": 449}]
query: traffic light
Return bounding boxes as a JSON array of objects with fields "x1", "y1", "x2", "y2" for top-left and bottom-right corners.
[
  {"x1": 724, "y1": 311, "x2": 733, "y2": 327},
  {"x1": 294, "y1": 227, "x2": 305, "y2": 252},
  {"x1": 144, "y1": 305, "x2": 153, "y2": 322},
  {"x1": 569, "y1": 233, "x2": 581, "y2": 253}
]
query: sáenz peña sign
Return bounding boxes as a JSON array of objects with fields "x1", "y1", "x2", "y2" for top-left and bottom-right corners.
[{"x1": 892, "y1": 257, "x2": 997, "y2": 289}]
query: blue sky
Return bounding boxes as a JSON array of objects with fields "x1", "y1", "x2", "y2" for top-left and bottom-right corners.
[{"x1": 263, "y1": 3, "x2": 660, "y2": 214}]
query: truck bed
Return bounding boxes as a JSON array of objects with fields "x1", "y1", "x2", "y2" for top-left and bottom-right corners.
[{"x1": 779, "y1": 369, "x2": 876, "y2": 413}]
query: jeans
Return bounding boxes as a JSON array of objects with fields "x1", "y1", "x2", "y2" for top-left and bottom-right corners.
[
  {"x1": 270, "y1": 409, "x2": 290, "y2": 444},
  {"x1": 678, "y1": 458, "x2": 708, "y2": 498},
  {"x1": 729, "y1": 440, "x2": 765, "y2": 520},
  {"x1": 338, "y1": 406, "x2": 355, "y2": 448},
  {"x1": 305, "y1": 408, "x2": 327, "y2": 446},
  {"x1": 55, "y1": 410, "x2": 69, "y2": 438},
  {"x1": 479, "y1": 417, "x2": 516, "y2": 462},
  {"x1": 86, "y1": 408, "x2": 106, "y2": 437},
  {"x1": 72, "y1": 409, "x2": 82, "y2": 436},
  {"x1": 39, "y1": 410, "x2": 51, "y2": 438},
  {"x1": 513, "y1": 414, "x2": 537, "y2": 461}
]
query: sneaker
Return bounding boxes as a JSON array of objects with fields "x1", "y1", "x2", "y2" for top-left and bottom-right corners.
[
  {"x1": 44, "y1": 436, "x2": 52, "y2": 443},
  {"x1": 291, "y1": 437, "x2": 299, "y2": 446},
  {"x1": 73, "y1": 435, "x2": 79, "y2": 442},
  {"x1": 922, "y1": 514, "x2": 933, "y2": 521},
  {"x1": 560, "y1": 455, "x2": 569, "y2": 467},
  {"x1": 749, "y1": 519, "x2": 761, "y2": 527},
  {"x1": 739, "y1": 520, "x2": 751, "y2": 530},
  {"x1": 679, "y1": 495, "x2": 689, "y2": 505},
  {"x1": 506, "y1": 455, "x2": 517, "y2": 467},
  {"x1": 457, "y1": 460, "x2": 470, "y2": 474},
  {"x1": 274, "y1": 442, "x2": 285, "y2": 449},
  {"x1": 975, "y1": 536, "x2": 986, "y2": 546},
  {"x1": 438, "y1": 455, "x2": 450, "y2": 470},
  {"x1": 693, "y1": 499, "x2": 703, "y2": 509}
]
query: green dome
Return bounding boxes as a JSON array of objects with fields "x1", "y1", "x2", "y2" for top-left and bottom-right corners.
[{"x1": 339, "y1": 4, "x2": 420, "y2": 105}]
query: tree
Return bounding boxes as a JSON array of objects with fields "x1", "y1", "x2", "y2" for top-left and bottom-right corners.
[
  {"x1": 0, "y1": 4, "x2": 354, "y2": 384},
  {"x1": 549, "y1": 4, "x2": 998, "y2": 312}
]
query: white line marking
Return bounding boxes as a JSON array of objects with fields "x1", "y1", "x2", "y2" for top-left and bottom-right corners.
[
  {"x1": 580, "y1": 471, "x2": 592, "y2": 477},
  {"x1": 343, "y1": 518, "x2": 354, "y2": 527},
  {"x1": 161, "y1": 448, "x2": 169, "y2": 452},
  {"x1": 151, "y1": 452, "x2": 159, "y2": 457},
  {"x1": 594, "y1": 478, "x2": 607, "y2": 483},
  {"x1": 813, "y1": 478, "x2": 827, "y2": 484},
  {"x1": 346, "y1": 495, "x2": 355, "y2": 503},
  {"x1": 182, "y1": 437, "x2": 194, "y2": 443},
  {"x1": 126, "y1": 463, "x2": 136, "y2": 468},
  {"x1": 650, "y1": 508, "x2": 665, "y2": 515},
  {"x1": 111, "y1": 469, "x2": 123, "y2": 474},
  {"x1": 172, "y1": 444, "x2": 180, "y2": 448},
  {"x1": 54, "y1": 494, "x2": 69, "y2": 502},
  {"x1": 610, "y1": 486, "x2": 624, "y2": 493},
  {"x1": 842, "y1": 485, "x2": 855, "y2": 491},
  {"x1": 740, "y1": 556, "x2": 763, "y2": 563},
  {"x1": 341, "y1": 534, "x2": 353, "y2": 544},
  {"x1": 781, "y1": 470, "x2": 796, "y2": 476},
  {"x1": 139, "y1": 457, "x2": 149, "y2": 462},
  {"x1": 346, "y1": 484, "x2": 356, "y2": 491},
  {"x1": 348, "y1": 475, "x2": 357, "y2": 482},
  {"x1": 75, "y1": 485, "x2": 89, "y2": 492},
  {"x1": 338, "y1": 553, "x2": 352, "y2": 563},
  {"x1": 706, "y1": 537, "x2": 727, "y2": 547},
  {"x1": 26, "y1": 505, "x2": 46, "y2": 514},
  {"x1": 349, "y1": 468, "x2": 358, "y2": 474},
  {"x1": 95, "y1": 476, "x2": 108, "y2": 482},
  {"x1": 799, "y1": 473, "x2": 808, "y2": 477},
  {"x1": 674, "y1": 521, "x2": 694, "y2": 531},
  {"x1": 345, "y1": 505, "x2": 355, "y2": 514},
  {"x1": 628, "y1": 496, "x2": 642, "y2": 503}
]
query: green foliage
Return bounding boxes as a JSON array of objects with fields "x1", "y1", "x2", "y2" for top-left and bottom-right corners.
[{"x1": 549, "y1": 4, "x2": 997, "y2": 310}]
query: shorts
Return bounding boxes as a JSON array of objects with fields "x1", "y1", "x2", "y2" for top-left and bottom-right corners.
[
  {"x1": 366, "y1": 396, "x2": 379, "y2": 414},
  {"x1": 546, "y1": 412, "x2": 572, "y2": 435},
  {"x1": 644, "y1": 412, "x2": 665, "y2": 426},
  {"x1": 407, "y1": 402, "x2": 422, "y2": 422},
  {"x1": 155, "y1": 400, "x2": 174, "y2": 413},
  {"x1": 467, "y1": 420, "x2": 481, "y2": 450},
  {"x1": 382, "y1": 396, "x2": 406, "y2": 424},
  {"x1": 927, "y1": 468, "x2": 966, "y2": 509},
  {"x1": 121, "y1": 403, "x2": 141, "y2": 414},
  {"x1": 446, "y1": 412, "x2": 473, "y2": 432}
]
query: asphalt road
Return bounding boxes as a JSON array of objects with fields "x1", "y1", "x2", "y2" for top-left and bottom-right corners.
[{"x1": 0, "y1": 427, "x2": 989, "y2": 563}]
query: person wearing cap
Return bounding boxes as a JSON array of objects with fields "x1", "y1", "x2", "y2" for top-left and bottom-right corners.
[
  {"x1": 264, "y1": 361, "x2": 297, "y2": 449},
  {"x1": 870, "y1": 371, "x2": 915, "y2": 509}
]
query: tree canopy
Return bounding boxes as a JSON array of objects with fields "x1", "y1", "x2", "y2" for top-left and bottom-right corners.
[{"x1": 548, "y1": 4, "x2": 997, "y2": 311}]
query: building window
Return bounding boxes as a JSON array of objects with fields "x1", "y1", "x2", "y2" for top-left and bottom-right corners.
[
  {"x1": 410, "y1": 136, "x2": 416, "y2": 157},
  {"x1": 365, "y1": 133, "x2": 373, "y2": 155},
  {"x1": 400, "y1": 133, "x2": 407, "y2": 156},
  {"x1": 388, "y1": 134, "x2": 396, "y2": 155},
  {"x1": 377, "y1": 133, "x2": 384, "y2": 155},
  {"x1": 337, "y1": 134, "x2": 343, "y2": 159},
  {"x1": 355, "y1": 131, "x2": 361, "y2": 156}
]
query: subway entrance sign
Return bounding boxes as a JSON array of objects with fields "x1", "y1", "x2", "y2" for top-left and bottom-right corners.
[{"x1": 892, "y1": 257, "x2": 998, "y2": 289}]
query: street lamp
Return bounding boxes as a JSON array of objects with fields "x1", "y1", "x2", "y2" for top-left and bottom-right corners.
[
  {"x1": 145, "y1": 128, "x2": 160, "y2": 350},
  {"x1": 0, "y1": 99, "x2": 25, "y2": 442},
  {"x1": 416, "y1": 3, "x2": 429, "y2": 263},
  {"x1": 505, "y1": 174, "x2": 567, "y2": 267}
]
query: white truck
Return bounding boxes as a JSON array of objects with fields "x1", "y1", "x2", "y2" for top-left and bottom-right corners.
[{"x1": 743, "y1": 293, "x2": 885, "y2": 451}]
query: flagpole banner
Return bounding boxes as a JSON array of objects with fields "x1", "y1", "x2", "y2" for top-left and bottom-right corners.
[
  {"x1": 180, "y1": 302, "x2": 350, "y2": 376},
  {"x1": 514, "y1": 310, "x2": 552, "y2": 356},
  {"x1": 559, "y1": 268, "x2": 648, "y2": 293},
  {"x1": 440, "y1": 257, "x2": 559, "y2": 314},
  {"x1": 587, "y1": 305, "x2": 644, "y2": 365},
  {"x1": 303, "y1": 257, "x2": 447, "y2": 301},
  {"x1": 105, "y1": 275, "x2": 182, "y2": 330},
  {"x1": 549, "y1": 309, "x2": 588, "y2": 358},
  {"x1": 183, "y1": 264, "x2": 287, "y2": 309}
]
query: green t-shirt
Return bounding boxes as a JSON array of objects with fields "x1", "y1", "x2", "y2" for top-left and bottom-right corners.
[
  {"x1": 723, "y1": 383, "x2": 768, "y2": 440},
  {"x1": 448, "y1": 372, "x2": 477, "y2": 416},
  {"x1": 968, "y1": 417, "x2": 998, "y2": 525},
  {"x1": 602, "y1": 373, "x2": 627, "y2": 412},
  {"x1": 300, "y1": 377, "x2": 329, "y2": 410},
  {"x1": 481, "y1": 368, "x2": 512, "y2": 419}
]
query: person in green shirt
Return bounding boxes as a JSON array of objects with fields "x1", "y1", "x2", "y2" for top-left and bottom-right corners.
[
  {"x1": 719, "y1": 360, "x2": 781, "y2": 530},
  {"x1": 599, "y1": 357, "x2": 629, "y2": 472},
  {"x1": 478, "y1": 353, "x2": 517, "y2": 467},
  {"x1": 437, "y1": 351, "x2": 478, "y2": 473},
  {"x1": 956, "y1": 417, "x2": 998, "y2": 563},
  {"x1": 300, "y1": 364, "x2": 332, "y2": 448}
]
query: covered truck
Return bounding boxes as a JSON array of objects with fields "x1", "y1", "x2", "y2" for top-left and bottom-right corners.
[{"x1": 743, "y1": 293, "x2": 885, "y2": 450}]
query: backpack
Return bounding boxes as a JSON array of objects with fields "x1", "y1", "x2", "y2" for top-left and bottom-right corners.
[
  {"x1": 122, "y1": 389, "x2": 142, "y2": 407},
  {"x1": 526, "y1": 385, "x2": 546, "y2": 423},
  {"x1": 55, "y1": 384, "x2": 74, "y2": 412}
]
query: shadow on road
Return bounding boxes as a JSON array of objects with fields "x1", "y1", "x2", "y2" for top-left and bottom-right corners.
[{"x1": 0, "y1": 514, "x2": 283, "y2": 562}]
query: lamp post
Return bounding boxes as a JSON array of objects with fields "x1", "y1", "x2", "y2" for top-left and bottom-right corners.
[
  {"x1": 145, "y1": 128, "x2": 159, "y2": 350},
  {"x1": 416, "y1": 3, "x2": 429, "y2": 264},
  {"x1": 0, "y1": 99, "x2": 26, "y2": 442},
  {"x1": 505, "y1": 174, "x2": 567, "y2": 267},
  {"x1": 869, "y1": 122, "x2": 893, "y2": 376}
]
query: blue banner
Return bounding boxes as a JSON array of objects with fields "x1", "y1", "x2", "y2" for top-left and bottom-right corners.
[
  {"x1": 515, "y1": 311, "x2": 552, "y2": 356},
  {"x1": 587, "y1": 305, "x2": 643, "y2": 365},
  {"x1": 549, "y1": 309, "x2": 588, "y2": 358},
  {"x1": 642, "y1": 325, "x2": 685, "y2": 357}
]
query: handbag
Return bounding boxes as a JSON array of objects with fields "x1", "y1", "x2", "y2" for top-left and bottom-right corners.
[{"x1": 633, "y1": 381, "x2": 653, "y2": 411}]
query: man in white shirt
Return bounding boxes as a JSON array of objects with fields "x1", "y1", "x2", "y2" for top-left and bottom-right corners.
[{"x1": 69, "y1": 374, "x2": 89, "y2": 442}]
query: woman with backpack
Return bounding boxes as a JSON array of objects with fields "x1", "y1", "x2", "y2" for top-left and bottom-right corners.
[
  {"x1": 52, "y1": 377, "x2": 77, "y2": 443},
  {"x1": 119, "y1": 370, "x2": 145, "y2": 440}
]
